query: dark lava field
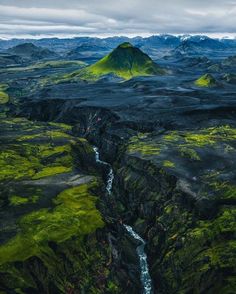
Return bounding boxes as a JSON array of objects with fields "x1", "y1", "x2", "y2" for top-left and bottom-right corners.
[{"x1": 0, "y1": 35, "x2": 236, "y2": 294}]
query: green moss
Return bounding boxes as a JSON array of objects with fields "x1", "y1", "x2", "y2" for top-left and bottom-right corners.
[
  {"x1": 9, "y1": 195, "x2": 39, "y2": 206},
  {"x1": 163, "y1": 131, "x2": 180, "y2": 142},
  {"x1": 0, "y1": 84, "x2": 9, "y2": 104},
  {"x1": 128, "y1": 133, "x2": 160, "y2": 155},
  {"x1": 209, "y1": 181, "x2": 236, "y2": 200},
  {"x1": 107, "y1": 281, "x2": 119, "y2": 292},
  {"x1": 39, "y1": 144, "x2": 70, "y2": 157},
  {"x1": 48, "y1": 122, "x2": 72, "y2": 131},
  {"x1": 0, "y1": 150, "x2": 37, "y2": 181},
  {"x1": 9, "y1": 196, "x2": 29, "y2": 206},
  {"x1": 178, "y1": 146, "x2": 201, "y2": 161},
  {"x1": 32, "y1": 166, "x2": 72, "y2": 179},
  {"x1": 163, "y1": 160, "x2": 175, "y2": 168},
  {"x1": 0, "y1": 181, "x2": 104, "y2": 265},
  {"x1": 0, "y1": 91, "x2": 9, "y2": 104},
  {"x1": 157, "y1": 202, "x2": 236, "y2": 293},
  {"x1": 0, "y1": 144, "x2": 73, "y2": 181},
  {"x1": 0, "y1": 117, "x2": 121, "y2": 293},
  {"x1": 194, "y1": 73, "x2": 217, "y2": 87},
  {"x1": 165, "y1": 125, "x2": 236, "y2": 147},
  {"x1": 127, "y1": 126, "x2": 236, "y2": 158},
  {"x1": 186, "y1": 208, "x2": 236, "y2": 276},
  {"x1": 17, "y1": 130, "x2": 71, "y2": 141},
  {"x1": 0, "y1": 118, "x2": 75, "y2": 182}
]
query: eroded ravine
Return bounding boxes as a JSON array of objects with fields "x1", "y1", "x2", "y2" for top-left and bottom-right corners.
[
  {"x1": 93, "y1": 146, "x2": 153, "y2": 294},
  {"x1": 17, "y1": 101, "x2": 236, "y2": 293}
]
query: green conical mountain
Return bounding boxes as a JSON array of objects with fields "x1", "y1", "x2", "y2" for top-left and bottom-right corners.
[
  {"x1": 73, "y1": 42, "x2": 165, "y2": 80},
  {"x1": 194, "y1": 73, "x2": 217, "y2": 87}
]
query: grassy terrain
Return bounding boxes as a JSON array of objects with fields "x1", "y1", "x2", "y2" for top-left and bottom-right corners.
[
  {"x1": 0, "y1": 84, "x2": 9, "y2": 104},
  {"x1": 0, "y1": 60, "x2": 86, "y2": 73},
  {"x1": 194, "y1": 73, "x2": 217, "y2": 87},
  {"x1": 127, "y1": 125, "x2": 236, "y2": 205},
  {"x1": 125, "y1": 125, "x2": 236, "y2": 292},
  {"x1": 0, "y1": 116, "x2": 120, "y2": 293}
]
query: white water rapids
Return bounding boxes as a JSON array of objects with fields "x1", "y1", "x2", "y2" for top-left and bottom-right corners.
[
  {"x1": 124, "y1": 225, "x2": 153, "y2": 294},
  {"x1": 93, "y1": 146, "x2": 114, "y2": 195},
  {"x1": 93, "y1": 146, "x2": 153, "y2": 294}
]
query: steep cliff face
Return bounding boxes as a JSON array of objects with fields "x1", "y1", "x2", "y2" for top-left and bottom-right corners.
[
  {"x1": 12, "y1": 100, "x2": 236, "y2": 293},
  {"x1": 109, "y1": 129, "x2": 236, "y2": 293},
  {"x1": 0, "y1": 117, "x2": 122, "y2": 293}
]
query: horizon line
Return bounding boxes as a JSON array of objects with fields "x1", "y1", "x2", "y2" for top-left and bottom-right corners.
[{"x1": 0, "y1": 32, "x2": 236, "y2": 41}]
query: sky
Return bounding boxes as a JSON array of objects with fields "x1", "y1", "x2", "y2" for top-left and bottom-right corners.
[{"x1": 0, "y1": 0, "x2": 235, "y2": 39}]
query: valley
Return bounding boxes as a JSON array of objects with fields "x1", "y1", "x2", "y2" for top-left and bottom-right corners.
[{"x1": 0, "y1": 35, "x2": 236, "y2": 294}]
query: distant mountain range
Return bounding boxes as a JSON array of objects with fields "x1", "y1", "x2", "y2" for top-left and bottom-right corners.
[
  {"x1": 67, "y1": 43, "x2": 110, "y2": 60},
  {"x1": 0, "y1": 35, "x2": 235, "y2": 55}
]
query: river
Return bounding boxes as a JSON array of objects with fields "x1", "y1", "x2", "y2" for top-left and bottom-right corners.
[{"x1": 93, "y1": 146, "x2": 153, "y2": 294}]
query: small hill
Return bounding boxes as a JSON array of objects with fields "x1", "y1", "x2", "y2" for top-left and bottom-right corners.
[
  {"x1": 75, "y1": 42, "x2": 165, "y2": 80},
  {"x1": 222, "y1": 55, "x2": 236, "y2": 67},
  {"x1": 222, "y1": 73, "x2": 236, "y2": 84},
  {"x1": 194, "y1": 73, "x2": 217, "y2": 87},
  {"x1": 7, "y1": 43, "x2": 57, "y2": 60},
  {"x1": 0, "y1": 53, "x2": 23, "y2": 67},
  {"x1": 67, "y1": 44, "x2": 110, "y2": 61}
]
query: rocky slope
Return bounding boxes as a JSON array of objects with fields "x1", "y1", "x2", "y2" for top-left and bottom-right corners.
[
  {"x1": 0, "y1": 116, "x2": 125, "y2": 293},
  {"x1": 14, "y1": 97, "x2": 236, "y2": 293},
  {"x1": 7, "y1": 43, "x2": 58, "y2": 63}
]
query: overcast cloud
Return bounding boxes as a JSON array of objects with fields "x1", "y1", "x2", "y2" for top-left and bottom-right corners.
[{"x1": 0, "y1": 0, "x2": 235, "y2": 39}]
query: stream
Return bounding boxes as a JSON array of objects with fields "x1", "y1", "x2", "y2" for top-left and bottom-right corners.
[
  {"x1": 93, "y1": 146, "x2": 153, "y2": 294},
  {"x1": 93, "y1": 146, "x2": 114, "y2": 195}
]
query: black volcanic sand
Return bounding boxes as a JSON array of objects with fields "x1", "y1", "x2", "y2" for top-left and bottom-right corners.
[{"x1": 0, "y1": 47, "x2": 236, "y2": 294}]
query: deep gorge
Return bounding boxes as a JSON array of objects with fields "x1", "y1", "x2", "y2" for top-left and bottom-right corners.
[{"x1": 6, "y1": 99, "x2": 235, "y2": 293}]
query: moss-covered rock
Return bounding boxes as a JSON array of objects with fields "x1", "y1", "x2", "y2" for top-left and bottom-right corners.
[
  {"x1": 0, "y1": 84, "x2": 9, "y2": 104},
  {"x1": 113, "y1": 124, "x2": 236, "y2": 293},
  {"x1": 0, "y1": 116, "x2": 121, "y2": 293}
]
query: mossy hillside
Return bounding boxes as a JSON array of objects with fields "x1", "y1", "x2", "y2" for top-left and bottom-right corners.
[
  {"x1": 0, "y1": 117, "x2": 75, "y2": 182},
  {"x1": 0, "y1": 181, "x2": 103, "y2": 265},
  {"x1": 194, "y1": 73, "x2": 217, "y2": 87},
  {"x1": 127, "y1": 133, "x2": 161, "y2": 155},
  {"x1": 152, "y1": 200, "x2": 236, "y2": 293},
  {"x1": 124, "y1": 125, "x2": 236, "y2": 292},
  {"x1": 0, "y1": 84, "x2": 9, "y2": 104},
  {"x1": 63, "y1": 42, "x2": 165, "y2": 81},
  {"x1": 127, "y1": 126, "x2": 236, "y2": 201},
  {"x1": 0, "y1": 117, "x2": 121, "y2": 293},
  {"x1": 127, "y1": 125, "x2": 236, "y2": 162},
  {"x1": 0, "y1": 181, "x2": 119, "y2": 293},
  {"x1": 9, "y1": 195, "x2": 39, "y2": 206}
]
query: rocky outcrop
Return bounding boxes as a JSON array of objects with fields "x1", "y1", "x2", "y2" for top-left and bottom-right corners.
[{"x1": 108, "y1": 127, "x2": 236, "y2": 294}]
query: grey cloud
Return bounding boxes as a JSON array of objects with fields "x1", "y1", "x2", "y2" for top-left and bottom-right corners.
[{"x1": 0, "y1": 0, "x2": 235, "y2": 38}]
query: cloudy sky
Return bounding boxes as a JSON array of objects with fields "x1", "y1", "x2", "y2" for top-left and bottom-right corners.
[{"x1": 0, "y1": 0, "x2": 235, "y2": 39}]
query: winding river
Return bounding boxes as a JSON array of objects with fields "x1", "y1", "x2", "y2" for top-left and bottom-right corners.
[{"x1": 93, "y1": 146, "x2": 153, "y2": 294}]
